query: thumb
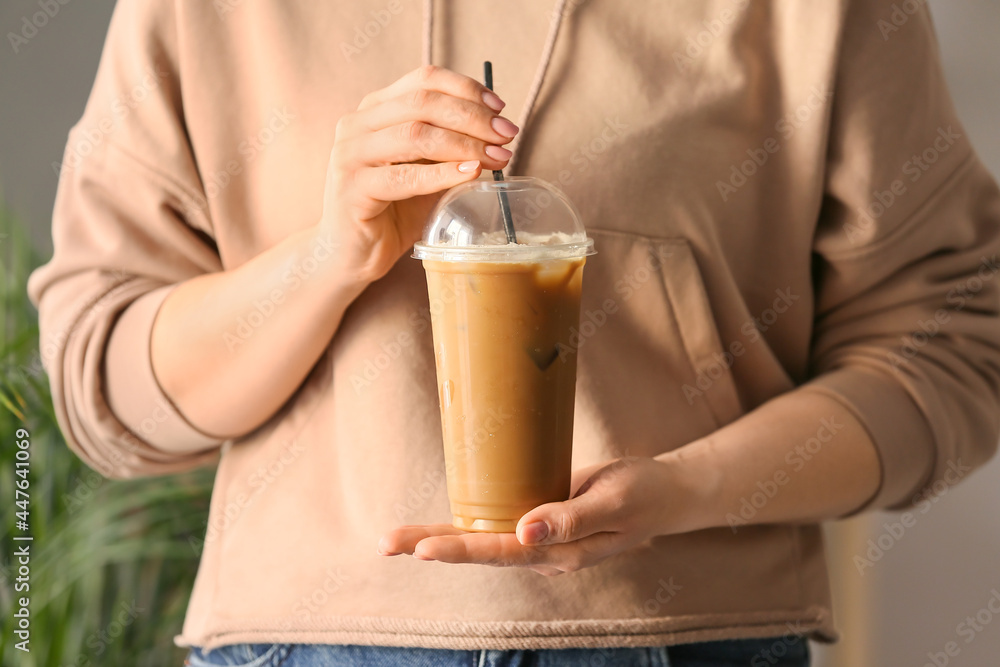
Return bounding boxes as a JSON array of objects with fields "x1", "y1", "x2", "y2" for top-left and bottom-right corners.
[{"x1": 516, "y1": 491, "x2": 606, "y2": 547}]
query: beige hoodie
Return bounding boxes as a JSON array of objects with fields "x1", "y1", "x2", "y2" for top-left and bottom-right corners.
[{"x1": 27, "y1": 0, "x2": 1000, "y2": 651}]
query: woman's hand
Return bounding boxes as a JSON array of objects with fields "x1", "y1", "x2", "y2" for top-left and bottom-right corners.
[
  {"x1": 149, "y1": 65, "x2": 517, "y2": 440},
  {"x1": 379, "y1": 394, "x2": 882, "y2": 576},
  {"x1": 320, "y1": 65, "x2": 519, "y2": 284},
  {"x1": 378, "y1": 456, "x2": 713, "y2": 576}
]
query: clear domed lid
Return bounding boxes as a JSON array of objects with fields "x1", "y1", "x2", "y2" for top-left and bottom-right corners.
[{"x1": 412, "y1": 176, "x2": 595, "y2": 262}]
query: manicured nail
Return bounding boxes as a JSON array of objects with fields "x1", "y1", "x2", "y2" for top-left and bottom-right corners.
[
  {"x1": 458, "y1": 160, "x2": 480, "y2": 173},
  {"x1": 413, "y1": 553, "x2": 436, "y2": 561},
  {"x1": 482, "y1": 90, "x2": 506, "y2": 112},
  {"x1": 377, "y1": 539, "x2": 399, "y2": 556},
  {"x1": 518, "y1": 521, "x2": 549, "y2": 546},
  {"x1": 484, "y1": 145, "x2": 512, "y2": 161},
  {"x1": 491, "y1": 117, "x2": 519, "y2": 138}
]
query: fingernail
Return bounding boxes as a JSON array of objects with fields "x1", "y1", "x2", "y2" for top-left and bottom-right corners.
[
  {"x1": 484, "y1": 145, "x2": 512, "y2": 161},
  {"x1": 491, "y1": 117, "x2": 519, "y2": 138},
  {"x1": 518, "y1": 521, "x2": 549, "y2": 546},
  {"x1": 458, "y1": 160, "x2": 480, "y2": 173},
  {"x1": 413, "y1": 553, "x2": 435, "y2": 562},
  {"x1": 482, "y1": 90, "x2": 506, "y2": 112}
]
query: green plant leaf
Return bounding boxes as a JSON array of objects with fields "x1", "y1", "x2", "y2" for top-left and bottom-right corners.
[{"x1": 1, "y1": 204, "x2": 209, "y2": 665}]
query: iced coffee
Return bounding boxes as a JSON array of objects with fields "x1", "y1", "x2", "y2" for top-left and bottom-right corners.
[
  {"x1": 413, "y1": 177, "x2": 595, "y2": 532},
  {"x1": 423, "y1": 256, "x2": 585, "y2": 531}
]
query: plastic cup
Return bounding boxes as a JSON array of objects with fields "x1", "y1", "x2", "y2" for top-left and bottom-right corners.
[{"x1": 413, "y1": 177, "x2": 595, "y2": 532}]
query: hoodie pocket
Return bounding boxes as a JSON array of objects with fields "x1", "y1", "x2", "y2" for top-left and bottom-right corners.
[{"x1": 571, "y1": 229, "x2": 744, "y2": 464}]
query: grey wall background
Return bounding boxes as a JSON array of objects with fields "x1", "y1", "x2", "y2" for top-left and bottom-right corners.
[
  {"x1": 1, "y1": 1, "x2": 999, "y2": 665},
  {"x1": 0, "y1": 0, "x2": 117, "y2": 253}
]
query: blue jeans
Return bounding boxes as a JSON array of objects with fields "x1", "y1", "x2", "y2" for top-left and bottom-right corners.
[{"x1": 185, "y1": 637, "x2": 810, "y2": 666}]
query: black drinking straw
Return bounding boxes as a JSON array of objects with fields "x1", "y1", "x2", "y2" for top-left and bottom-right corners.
[{"x1": 483, "y1": 61, "x2": 518, "y2": 245}]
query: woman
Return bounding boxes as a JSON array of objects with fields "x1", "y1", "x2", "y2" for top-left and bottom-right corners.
[{"x1": 28, "y1": 0, "x2": 1000, "y2": 665}]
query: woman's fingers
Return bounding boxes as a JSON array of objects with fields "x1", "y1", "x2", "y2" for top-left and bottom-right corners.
[
  {"x1": 378, "y1": 524, "x2": 466, "y2": 555},
  {"x1": 343, "y1": 90, "x2": 518, "y2": 145},
  {"x1": 515, "y1": 476, "x2": 622, "y2": 547},
  {"x1": 358, "y1": 65, "x2": 504, "y2": 112},
  {"x1": 330, "y1": 65, "x2": 518, "y2": 208},
  {"x1": 413, "y1": 531, "x2": 628, "y2": 574},
  {"x1": 341, "y1": 121, "x2": 511, "y2": 170},
  {"x1": 413, "y1": 532, "x2": 518, "y2": 564},
  {"x1": 419, "y1": 533, "x2": 563, "y2": 568},
  {"x1": 357, "y1": 160, "x2": 482, "y2": 202}
]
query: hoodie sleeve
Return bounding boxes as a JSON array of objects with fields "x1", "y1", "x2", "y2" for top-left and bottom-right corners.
[
  {"x1": 805, "y1": 0, "x2": 1000, "y2": 511},
  {"x1": 26, "y1": 0, "x2": 225, "y2": 479}
]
